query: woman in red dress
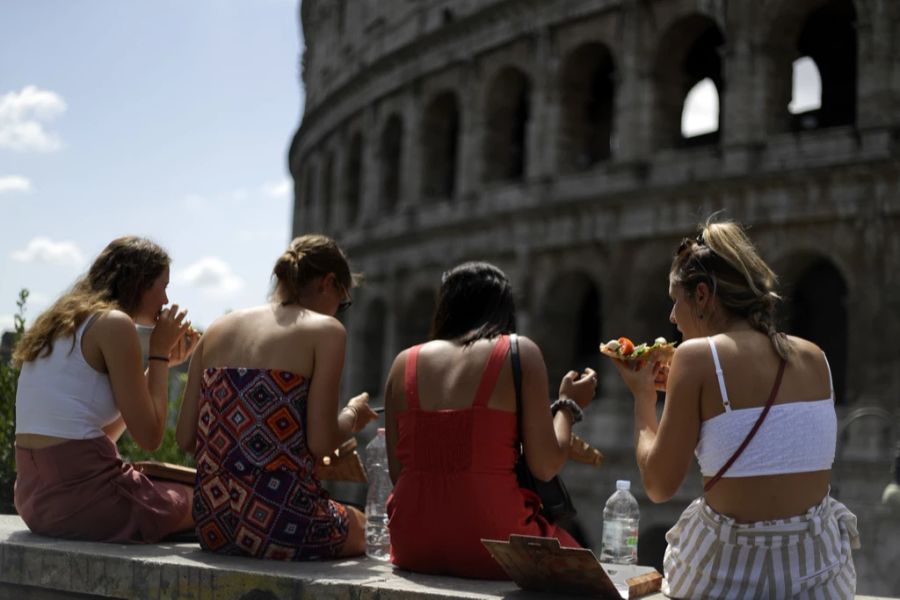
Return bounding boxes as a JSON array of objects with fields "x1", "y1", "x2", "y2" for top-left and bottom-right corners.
[{"x1": 384, "y1": 262, "x2": 598, "y2": 579}]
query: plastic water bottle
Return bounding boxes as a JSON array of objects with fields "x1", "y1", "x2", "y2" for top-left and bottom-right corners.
[
  {"x1": 600, "y1": 480, "x2": 639, "y2": 564},
  {"x1": 364, "y1": 428, "x2": 392, "y2": 560}
]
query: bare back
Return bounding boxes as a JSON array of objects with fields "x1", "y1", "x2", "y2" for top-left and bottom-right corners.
[
  {"x1": 699, "y1": 330, "x2": 833, "y2": 521},
  {"x1": 197, "y1": 304, "x2": 333, "y2": 376}
]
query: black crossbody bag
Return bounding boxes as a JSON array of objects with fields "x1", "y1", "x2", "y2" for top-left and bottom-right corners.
[{"x1": 510, "y1": 334, "x2": 577, "y2": 522}]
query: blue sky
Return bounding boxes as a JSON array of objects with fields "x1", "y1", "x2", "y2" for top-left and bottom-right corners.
[{"x1": 1, "y1": 0, "x2": 303, "y2": 331}]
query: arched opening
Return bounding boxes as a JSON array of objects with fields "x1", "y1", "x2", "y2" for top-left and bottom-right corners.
[
  {"x1": 422, "y1": 92, "x2": 460, "y2": 200},
  {"x1": 359, "y1": 299, "x2": 388, "y2": 399},
  {"x1": 321, "y1": 152, "x2": 335, "y2": 230},
  {"x1": 785, "y1": 258, "x2": 848, "y2": 403},
  {"x1": 484, "y1": 67, "x2": 531, "y2": 183},
  {"x1": 654, "y1": 15, "x2": 725, "y2": 148},
  {"x1": 536, "y1": 272, "x2": 602, "y2": 386},
  {"x1": 380, "y1": 115, "x2": 403, "y2": 213},
  {"x1": 791, "y1": 0, "x2": 857, "y2": 130},
  {"x1": 344, "y1": 132, "x2": 363, "y2": 226},
  {"x1": 559, "y1": 43, "x2": 616, "y2": 171},
  {"x1": 681, "y1": 78, "x2": 719, "y2": 139},
  {"x1": 396, "y1": 288, "x2": 437, "y2": 353},
  {"x1": 789, "y1": 56, "x2": 823, "y2": 121}
]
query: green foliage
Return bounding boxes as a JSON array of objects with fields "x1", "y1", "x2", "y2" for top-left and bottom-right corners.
[
  {"x1": 0, "y1": 290, "x2": 29, "y2": 513},
  {"x1": 117, "y1": 373, "x2": 195, "y2": 467}
]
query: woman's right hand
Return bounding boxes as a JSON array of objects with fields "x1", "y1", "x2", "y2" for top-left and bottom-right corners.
[
  {"x1": 148, "y1": 304, "x2": 190, "y2": 359},
  {"x1": 559, "y1": 368, "x2": 598, "y2": 408},
  {"x1": 346, "y1": 392, "x2": 379, "y2": 432}
]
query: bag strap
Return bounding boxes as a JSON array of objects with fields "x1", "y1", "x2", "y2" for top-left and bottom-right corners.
[
  {"x1": 510, "y1": 334, "x2": 524, "y2": 446},
  {"x1": 704, "y1": 358, "x2": 787, "y2": 492}
]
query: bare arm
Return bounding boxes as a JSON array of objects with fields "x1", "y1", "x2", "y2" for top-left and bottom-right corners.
[
  {"x1": 305, "y1": 319, "x2": 376, "y2": 458},
  {"x1": 384, "y1": 351, "x2": 406, "y2": 485},
  {"x1": 102, "y1": 415, "x2": 127, "y2": 442},
  {"x1": 175, "y1": 337, "x2": 205, "y2": 453},
  {"x1": 96, "y1": 307, "x2": 187, "y2": 451},
  {"x1": 614, "y1": 340, "x2": 704, "y2": 502},
  {"x1": 519, "y1": 336, "x2": 597, "y2": 481}
]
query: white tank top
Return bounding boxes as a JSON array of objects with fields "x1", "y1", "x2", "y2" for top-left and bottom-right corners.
[
  {"x1": 16, "y1": 314, "x2": 121, "y2": 439},
  {"x1": 695, "y1": 337, "x2": 836, "y2": 478}
]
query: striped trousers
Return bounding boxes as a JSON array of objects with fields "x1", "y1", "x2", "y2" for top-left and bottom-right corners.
[{"x1": 662, "y1": 495, "x2": 859, "y2": 599}]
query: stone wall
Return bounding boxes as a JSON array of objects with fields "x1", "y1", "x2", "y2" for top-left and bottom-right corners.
[{"x1": 291, "y1": 1, "x2": 900, "y2": 594}]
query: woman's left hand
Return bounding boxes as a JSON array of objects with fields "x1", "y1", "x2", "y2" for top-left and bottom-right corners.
[{"x1": 612, "y1": 358, "x2": 663, "y2": 400}]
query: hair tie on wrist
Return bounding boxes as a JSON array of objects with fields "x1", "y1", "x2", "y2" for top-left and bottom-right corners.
[
  {"x1": 148, "y1": 355, "x2": 169, "y2": 363},
  {"x1": 551, "y1": 397, "x2": 584, "y2": 424}
]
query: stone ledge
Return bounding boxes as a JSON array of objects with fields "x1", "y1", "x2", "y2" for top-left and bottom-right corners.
[{"x1": 0, "y1": 515, "x2": 891, "y2": 600}]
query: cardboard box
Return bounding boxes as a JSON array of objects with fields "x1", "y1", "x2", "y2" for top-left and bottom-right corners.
[{"x1": 482, "y1": 535, "x2": 662, "y2": 598}]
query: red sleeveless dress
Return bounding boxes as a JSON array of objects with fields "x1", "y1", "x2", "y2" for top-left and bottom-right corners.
[{"x1": 386, "y1": 335, "x2": 579, "y2": 579}]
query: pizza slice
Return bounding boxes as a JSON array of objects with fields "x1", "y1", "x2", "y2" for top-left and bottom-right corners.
[{"x1": 599, "y1": 336, "x2": 677, "y2": 363}]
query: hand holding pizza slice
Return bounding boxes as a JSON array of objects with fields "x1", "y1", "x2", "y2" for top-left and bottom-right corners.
[{"x1": 599, "y1": 336, "x2": 677, "y2": 364}]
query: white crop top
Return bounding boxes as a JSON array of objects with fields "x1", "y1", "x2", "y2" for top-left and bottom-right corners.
[
  {"x1": 16, "y1": 314, "x2": 121, "y2": 439},
  {"x1": 695, "y1": 337, "x2": 836, "y2": 478}
]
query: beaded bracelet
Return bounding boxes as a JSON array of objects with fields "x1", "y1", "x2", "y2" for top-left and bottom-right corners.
[{"x1": 550, "y1": 397, "x2": 584, "y2": 424}]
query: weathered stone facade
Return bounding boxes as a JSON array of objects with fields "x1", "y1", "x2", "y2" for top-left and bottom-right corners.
[{"x1": 290, "y1": 0, "x2": 900, "y2": 593}]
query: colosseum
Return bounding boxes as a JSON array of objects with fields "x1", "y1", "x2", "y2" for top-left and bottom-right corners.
[{"x1": 290, "y1": 0, "x2": 900, "y2": 592}]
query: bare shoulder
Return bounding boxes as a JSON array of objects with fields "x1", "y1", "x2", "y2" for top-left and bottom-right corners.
[
  {"x1": 672, "y1": 337, "x2": 710, "y2": 366},
  {"x1": 514, "y1": 335, "x2": 546, "y2": 369},
  {"x1": 91, "y1": 310, "x2": 136, "y2": 336},
  {"x1": 307, "y1": 313, "x2": 346, "y2": 337},
  {"x1": 785, "y1": 335, "x2": 829, "y2": 369}
]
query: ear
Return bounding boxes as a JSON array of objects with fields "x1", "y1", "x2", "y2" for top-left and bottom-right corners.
[{"x1": 694, "y1": 282, "x2": 712, "y2": 307}]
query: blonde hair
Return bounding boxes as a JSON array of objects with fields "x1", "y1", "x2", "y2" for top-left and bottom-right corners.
[
  {"x1": 271, "y1": 234, "x2": 358, "y2": 304},
  {"x1": 671, "y1": 217, "x2": 794, "y2": 360},
  {"x1": 13, "y1": 236, "x2": 169, "y2": 366}
]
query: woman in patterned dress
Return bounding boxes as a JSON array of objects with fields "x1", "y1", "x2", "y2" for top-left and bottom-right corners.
[{"x1": 176, "y1": 234, "x2": 377, "y2": 560}]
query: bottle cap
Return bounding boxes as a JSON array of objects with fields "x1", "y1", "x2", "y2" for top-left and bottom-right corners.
[{"x1": 616, "y1": 480, "x2": 631, "y2": 491}]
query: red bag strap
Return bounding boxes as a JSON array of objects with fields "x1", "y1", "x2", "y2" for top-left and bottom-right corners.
[
  {"x1": 472, "y1": 335, "x2": 511, "y2": 408},
  {"x1": 704, "y1": 358, "x2": 787, "y2": 493},
  {"x1": 404, "y1": 345, "x2": 423, "y2": 410}
]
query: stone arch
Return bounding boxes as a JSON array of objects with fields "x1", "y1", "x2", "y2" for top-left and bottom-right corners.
[
  {"x1": 358, "y1": 298, "x2": 388, "y2": 399},
  {"x1": 396, "y1": 287, "x2": 437, "y2": 352},
  {"x1": 765, "y1": 0, "x2": 858, "y2": 133},
  {"x1": 301, "y1": 161, "x2": 315, "y2": 232},
  {"x1": 380, "y1": 114, "x2": 403, "y2": 213},
  {"x1": 653, "y1": 15, "x2": 725, "y2": 148},
  {"x1": 321, "y1": 151, "x2": 336, "y2": 230},
  {"x1": 344, "y1": 131, "x2": 364, "y2": 226},
  {"x1": 421, "y1": 92, "x2": 460, "y2": 200},
  {"x1": 781, "y1": 255, "x2": 849, "y2": 404},
  {"x1": 559, "y1": 42, "x2": 616, "y2": 171},
  {"x1": 535, "y1": 271, "x2": 602, "y2": 386},
  {"x1": 483, "y1": 66, "x2": 531, "y2": 183}
]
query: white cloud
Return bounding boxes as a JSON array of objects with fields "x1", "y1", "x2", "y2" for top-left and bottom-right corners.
[
  {"x1": 262, "y1": 178, "x2": 292, "y2": 199},
  {"x1": 0, "y1": 85, "x2": 67, "y2": 152},
  {"x1": 176, "y1": 257, "x2": 244, "y2": 295},
  {"x1": 681, "y1": 78, "x2": 719, "y2": 138},
  {"x1": 11, "y1": 236, "x2": 85, "y2": 267},
  {"x1": 0, "y1": 314, "x2": 14, "y2": 333},
  {"x1": 0, "y1": 175, "x2": 31, "y2": 194}
]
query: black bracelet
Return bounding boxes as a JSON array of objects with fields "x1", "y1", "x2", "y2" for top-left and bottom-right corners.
[
  {"x1": 148, "y1": 355, "x2": 169, "y2": 363},
  {"x1": 550, "y1": 397, "x2": 584, "y2": 424}
]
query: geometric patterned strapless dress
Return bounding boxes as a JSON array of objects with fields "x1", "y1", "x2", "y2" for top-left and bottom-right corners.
[{"x1": 192, "y1": 367, "x2": 349, "y2": 560}]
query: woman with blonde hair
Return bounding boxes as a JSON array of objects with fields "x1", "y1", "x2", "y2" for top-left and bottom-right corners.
[
  {"x1": 613, "y1": 218, "x2": 858, "y2": 598},
  {"x1": 176, "y1": 234, "x2": 377, "y2": 560},
  {"x1": 14, "y1": 236, "x2": 198, "y2": 542}
]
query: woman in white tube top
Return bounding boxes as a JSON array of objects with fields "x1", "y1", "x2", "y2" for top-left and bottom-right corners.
[{"x1": 612, "y1": 217, "x2": 859, "y2": 599}]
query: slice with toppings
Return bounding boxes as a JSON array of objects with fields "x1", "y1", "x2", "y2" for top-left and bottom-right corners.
[{"x1": 600, "y1": 336, "x2": 677, "y2": 363}]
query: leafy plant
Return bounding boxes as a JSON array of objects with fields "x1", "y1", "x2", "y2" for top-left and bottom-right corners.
[
  {"x1": 0, "y1": 290, "x2": 29, "y2": 513},
  {"x1": 117, "y1": 372, "x2": 195, "y2": 467}
]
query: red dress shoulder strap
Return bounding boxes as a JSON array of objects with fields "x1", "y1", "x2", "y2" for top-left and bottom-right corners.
[
  {"x1": 472, "y1": 335, "x2": 511, "y2": 408},
  {"x1": 404, "y1": 345, "x2": 424, "y2": 410}
]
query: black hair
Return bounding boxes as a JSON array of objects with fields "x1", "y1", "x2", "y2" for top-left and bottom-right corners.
[{"x1": 429, "y1": 261, "x2": 517, "y2": 345}]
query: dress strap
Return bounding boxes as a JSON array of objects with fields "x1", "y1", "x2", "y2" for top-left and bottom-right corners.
[
  {"x1": 472, "y1": 335, "x2": 511, "y2": 408},
  {"x1": 404, "y1": 345, "x2": 423, "y2": 410},
  {"x1": 706, "y1": 337, "x2": 732, "y2": 411},
  {"x1": 822, "y1": 351, "x2": 835, "y2": 400}
]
